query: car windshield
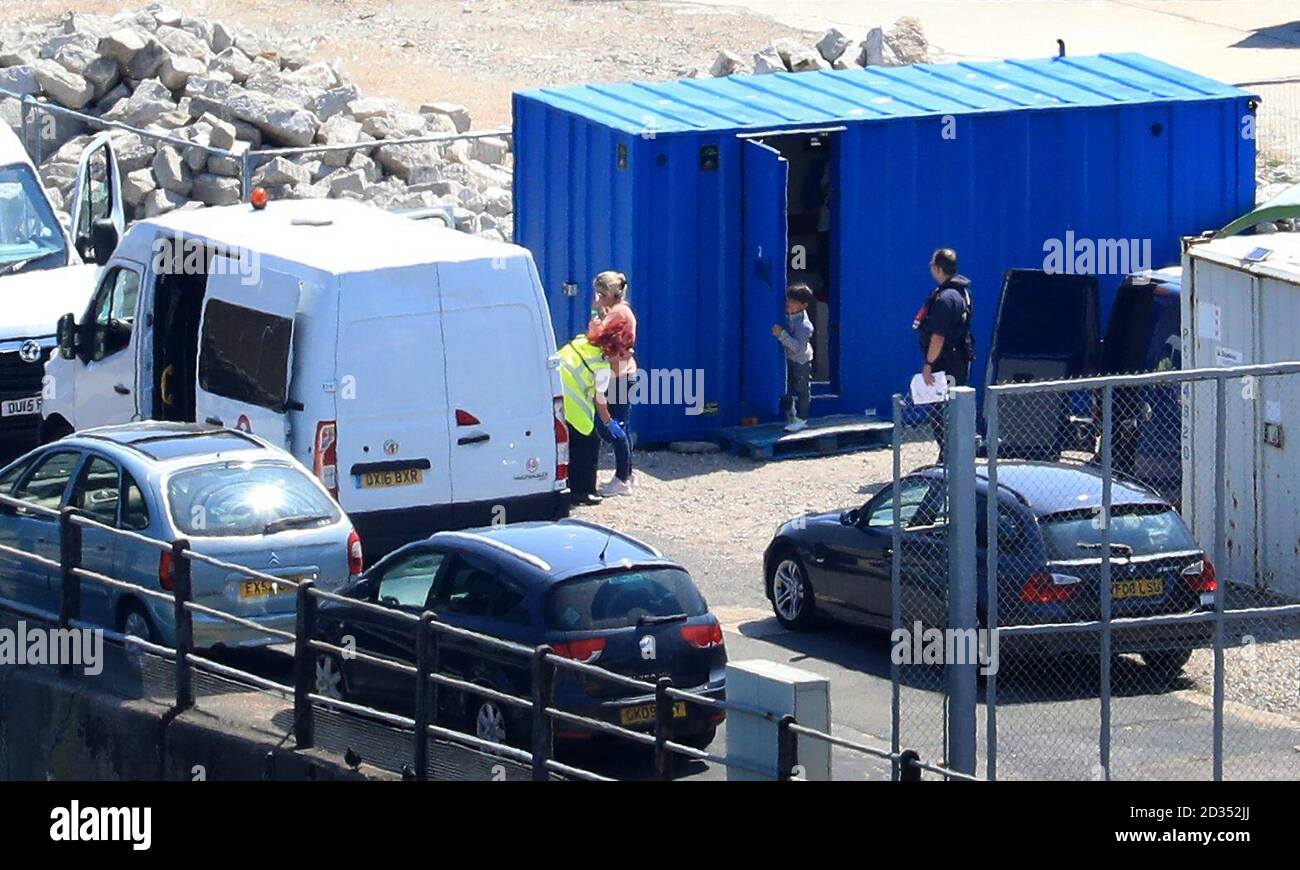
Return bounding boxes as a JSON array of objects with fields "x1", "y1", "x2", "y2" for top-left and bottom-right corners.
[
  {"x1": 167, "y1": 461, "x2": 340, "y2": 537},
  {"x1": 0, "y1": 163, "x2": 66, "y2": 271},
  {"x1": 1040, "y1": 504, "x2": 1197, "y2": 560},
  {"x1": 545, "y1": 567, "x2": 706, "y2": 631}
]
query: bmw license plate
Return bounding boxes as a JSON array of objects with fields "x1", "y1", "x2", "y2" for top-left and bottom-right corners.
[
  {"x1": 1112, "y1": 578, "x2": 1163, "y2": 600},
  {"x1": 619, "y1": 701, "x2": 687, "y2": 727},
  {"x1": 1, "y1": 396, "x2": 41, "y2": 417}
]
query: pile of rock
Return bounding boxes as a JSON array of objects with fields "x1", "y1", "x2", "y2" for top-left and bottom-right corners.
[
  {"x1": 705, "y1": 17, "x2": 931, "y2": 78},
  {"x1": 0, "y1": 3, "x2": 514, "y2": 241}
]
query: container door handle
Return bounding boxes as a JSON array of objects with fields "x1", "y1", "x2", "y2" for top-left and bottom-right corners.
[
  {"x1": 205, "y1": 416, "x2": 223, "y2": 426},
  {"x1": 457, "y1": 433, "x2": 490, "y2": 446}
]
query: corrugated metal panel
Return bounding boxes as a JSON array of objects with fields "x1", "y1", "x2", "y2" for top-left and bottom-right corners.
[
  {"x1": 517, "y1": 53, "x2": 1250, "y2": 135},
  {"x1": 515, "y1": 54, "x2": 1257, "y2": 442}
]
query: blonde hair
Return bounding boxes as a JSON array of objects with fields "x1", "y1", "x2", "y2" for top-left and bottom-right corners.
[{"x1": 594, "y1": 270, "x2": 629, "y2": 301}]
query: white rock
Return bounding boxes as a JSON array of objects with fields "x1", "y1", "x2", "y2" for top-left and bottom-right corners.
[
  {"x1": 884, "y1": 16, "x2": 929, "y2": 65},
  {"x1": 470, "y1": 136, "x2": 510, "y2": 165},
  {"x1": 316, "y1": 114, "x2": 364, "y2": 167},
  {"x1": 857, "y1": 28, "x2": 900, "y2": 67},
  {"x1": 160, "y1": 54, "x2": 205, "y2": 90},
  {"x1": 817, "y1": 28, "x2": 854, "y2": 64},
  {"x1": 96, "y1": 28, "x2": 148, "y2": 68},
  {"x1": 206, "y1": 139, "x2": 249, "y2": 176},
  {"x1": 192, "y1": 173, "x2": 241, "y2": 206},
  {"x1": 32, "y1": 59, "x2": 94, "y2": 109},
  {"x1": 152, "y1": 145, "x2": 191, "y2": 194},
  {"x1": 375, "y1": 142, "x2": 440, "y2": 183},
  {"x1": 327, "y1": 168, "x2": 367, "y2": 197},
  {"x1": 125, "y1": 39, "x2": 168, "y2": 80},
  {"x1": 709, "y1": 50, "x2": 747, "y2": 77},
  {"x1": 226, "y1": 87, "x2": 318, "y2": 146},
  {"x1": 121, "y1": 167, "x2": 157, "y2": 207},
  {"x1": 155, "y1": 25, "x2": 208, "y2": 61},
  {"x1": 313, "y1": 84, "x2": 358, "y2": 121},
  {"x1": 82, "y1": 56, "x2": 120, "y2": 99},
  {"x1": 52, "y1": 43, "x2": 97, "y2": 76},
  {"x1": 752, "y1": 47, "x2": 784, "y2": 75},
  {"x1": 252, "y1": 155, "x2": 310, "y2": 187},
  {"x1": 419, "y1": 101, "x2": 472, "y2": 134},
  {"x1": 210, "y1": 46, "x2": 254, "y2": 83}
]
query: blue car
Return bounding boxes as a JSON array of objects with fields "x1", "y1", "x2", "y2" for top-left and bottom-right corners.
[
  {"x1": 0, "y1": 422, "x2": 360, "y2": 648},
  {"x1": 315, "y1": 519, "x2": 727, "y2": 749},
  {"x1": 763, "y1": 461, "x2": 1215, "y2": 681}
]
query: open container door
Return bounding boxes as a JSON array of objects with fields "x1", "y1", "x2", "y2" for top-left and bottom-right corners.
[
  {"x1": 67, "y1": 133, "x2": 124, "y2": 263},
  {"x1": 986, "y1": 268, "x2": 1100, "y2": 460},
  {"x1": 740, "y1": 137, "x2": 789, "y2": 421},
  {"x1": 194, "y1": 261, "x2": 298, "y2": 444}
]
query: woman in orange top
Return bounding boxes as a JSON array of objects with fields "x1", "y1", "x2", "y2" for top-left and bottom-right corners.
[{"x1": 588, "y1": 270, "x2": 637, "y2": 496}]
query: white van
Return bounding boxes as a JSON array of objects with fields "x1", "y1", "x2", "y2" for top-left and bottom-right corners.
[
  {"x1": 0, "y1": 123, "x2": 124, "y2": 453},
  {"x1": 43, "y1": 197, "x2": 569, "y2": 557}
]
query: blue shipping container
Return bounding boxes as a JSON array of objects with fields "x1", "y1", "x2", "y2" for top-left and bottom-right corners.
[{"x1": 514, "y1": 53, "x2": 1256, "y2": 442}]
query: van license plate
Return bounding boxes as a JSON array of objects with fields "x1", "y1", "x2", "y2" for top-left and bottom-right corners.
[
  {"x1": 1, "y1": 396, "x2": 41, "y2": 417},
  {"x1": 619, "y1": 701, "x2": 688, "y2": 727},
  {"x1": 1112, "y1": 578, "x2": 1163, "y2": 600},
  {"x1": 358, "y1": 468, "x2": 424, "y2": 489}
]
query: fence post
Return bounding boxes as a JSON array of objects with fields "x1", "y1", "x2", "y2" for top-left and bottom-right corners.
[
  {"x1": 890, "y1": 393, "x2": 904, "y2": 780},
  {"x1": 171, "y1": 540, "x2": 194, "y2": 709},
  {"x1": 530, "y1": 644, "x2": 555, "y2": 781},
  {"x1": 776, "y1": 714, "x2": 798, "y2": 781},
  {"x1": 58, "y1": 507, "x2": 82, "y2": 678},
  {"x1": 412, "y1": 613, "x2": 434, "y2": 782},
  {"x1": 293, "y1": 578, "x2": 317, "y2": 750},
  {"x1": 1098, "y1": 384, "x2": 1114, "y2": 782},
  {"x1": 944, "y1": 387, "x2": 978, "y2": 777},
  {"x1": 654, "y1": 676, "x2": 674, "y2": 781},
  {"x1": 1212, "y1": 376, "x2": 1227, "y2": 782},
  {"x1": 984, "y1": 389, "x2": 999, "y2": 782},
  {"x1": 898, "y1": 748, "x2": 922, "y2": 781}
]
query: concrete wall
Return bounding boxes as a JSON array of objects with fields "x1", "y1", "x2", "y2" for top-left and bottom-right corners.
[{"x1": 0, "y1": 665, "x2": 395, "y2": 781}]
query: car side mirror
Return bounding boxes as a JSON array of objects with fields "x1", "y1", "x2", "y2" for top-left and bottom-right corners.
[
  {"x1": 57, "y1": 313, "x2": 76, "y2": 360},
  {"x1": 89, "y1": 218, "x2": 118, "y2": 266}
]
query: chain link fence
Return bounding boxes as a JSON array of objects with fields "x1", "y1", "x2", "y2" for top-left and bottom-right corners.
[{"x1": 1242, "y1": 77, "x2": 1300, "y2": 200}]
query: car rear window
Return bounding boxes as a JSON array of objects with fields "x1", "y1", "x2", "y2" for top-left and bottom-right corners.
[
  {"x1": 167, "y1": 461, "x2": 339, "y2": 537},
  {"x1": 545, "y1": 568, "x2": 706, "y2": 631},
  {"x1": 1040, "y1": 505, "x2": 1197, "y2": 560}
]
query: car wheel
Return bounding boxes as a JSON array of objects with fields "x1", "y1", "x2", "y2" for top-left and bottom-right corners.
[
  {"x1": 470, "y1": 696, "x2": 510, "y2": 746},
  {"x1": 769, "y1": 554, "x2": 816, "y2": 630},
  {"x1": 314, "y1": 653, "x2": 347, "y2": 701},
  {"x1": 118, "y1": 602, "x2": 156, "y2": 643},
  {"x1": 1140, "y1": 649, "x2": 1192, "y2": 684}
]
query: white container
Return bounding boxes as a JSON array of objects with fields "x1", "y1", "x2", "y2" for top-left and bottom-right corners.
[
  {"x1": 1181, "y1": 233, "x2": 1300, "y2": 598},
  {"x1": 725, "y1": 659, "x2": 830, "y2": 781}
]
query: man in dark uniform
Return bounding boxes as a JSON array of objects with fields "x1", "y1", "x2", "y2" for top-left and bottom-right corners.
[{"x1": 914, "y1": 247, "x2": 973, "y2": 461}]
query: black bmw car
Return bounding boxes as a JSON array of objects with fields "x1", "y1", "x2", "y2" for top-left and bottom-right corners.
[
  {"x1": 763, "y1": 461, "x2": 1216, "y2": 681},
  {"x1": 315, "y1": 519, "x2": 727, "y2": 748}
]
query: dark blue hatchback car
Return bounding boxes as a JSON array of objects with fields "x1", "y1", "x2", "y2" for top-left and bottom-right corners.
[
  {"x1": 315, "y1": 519, "x2": 727, "y2": 749},
  {"x1": 764, "y1": 461, "x2": 1215, "y2": 682}
]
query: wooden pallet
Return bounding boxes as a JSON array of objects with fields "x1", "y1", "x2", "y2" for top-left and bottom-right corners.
[{"x1": 716, "y1": 414, "x2": 894, "y2": 461}]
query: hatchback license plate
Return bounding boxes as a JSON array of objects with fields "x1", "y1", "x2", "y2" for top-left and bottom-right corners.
[
  {"x1": 1, "y1": 396, "x2": 41, "y2": 417},
  {"x1": 619, "y1": 701, "x2": 687, "y2": 727},
  {"x1": 1112, "y1": 578, "x2": 1163, "y2": 599},
  {"x1": 358, "y1": 468, "x2": 423, "y2": 489},
  {"x1": 239, "y1": 578, "x2": 300, "y2": 598}
]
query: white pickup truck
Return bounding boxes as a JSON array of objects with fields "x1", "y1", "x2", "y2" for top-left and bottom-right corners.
[{"x1": 0, "y1": 123, "x2": 123, "y2": 455}]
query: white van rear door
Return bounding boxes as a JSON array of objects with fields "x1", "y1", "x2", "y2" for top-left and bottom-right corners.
[
  {"x1": 67, "y1": 133, "x2": 124, "y2": 260},
  {"x1": 439, "y1": 254, "x2": 557, "y2": 505},
  {"x1": 193, "y1": 261, "x2": 298, "y2": 444},
  {"x1": 335, "y1": 266, "x2": 454, "y2": 516}
]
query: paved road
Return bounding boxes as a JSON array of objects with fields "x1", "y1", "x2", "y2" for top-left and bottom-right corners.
[{"x1": 688, "y1": 0, "x2": 1300, "y2": 82}]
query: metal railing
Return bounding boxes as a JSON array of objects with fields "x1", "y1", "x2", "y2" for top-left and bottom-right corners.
[{"x1": 0, "y1": 484, "x2": 968, "y2": 781}]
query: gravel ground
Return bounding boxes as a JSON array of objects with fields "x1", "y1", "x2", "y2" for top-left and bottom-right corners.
[
  {"x1": 13, "y1": 0, "x2": 813, "y2": 127},
  {"x1": 578, "y1": 437, "x2": 939, "y2": 610}
]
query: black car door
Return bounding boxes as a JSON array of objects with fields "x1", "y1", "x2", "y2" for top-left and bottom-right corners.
[
  {"x1": 344, "y1": 546, "x2": 448, "y2": 701},
  {"x1": 429, "y1": 554, "x2": 536, "y2": 701},
  {"x1": 816, "y1": 477, "x2": 939, "y2": 625}
]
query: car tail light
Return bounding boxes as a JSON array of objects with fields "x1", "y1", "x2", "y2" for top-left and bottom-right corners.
[
  {"x1": 455, "y1": 408, "x2": 480, "y2": 426},
  {"x1": 159, "y1": 550, "x2": 175, "y2": 591},
  {"x1": 553, "y1": 396, "x2": 569, "y2": 486},
  {"x1": 314, "y1": 421, "x2": 338, "y2": 499},
  {"x1": 1182, "y1": 558, "x2": 1217, "y2": 594},
  {"x1": 1020, "y1": 570, "x2": 1078, "y2": 604},
  {"x1": 553, "y1": 637, "x2": 605, "y2": 663},
  {"x1": 680, "y1": 620, "x2": 724, "y2": 649},
  {"x1": 347, "y1": 529, "x2": 364, "y2": 576}
]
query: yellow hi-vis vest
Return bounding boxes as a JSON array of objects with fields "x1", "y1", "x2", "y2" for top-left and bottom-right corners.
[{"x1": 558, "y1": 337, "x2": 609, "y2": 436}]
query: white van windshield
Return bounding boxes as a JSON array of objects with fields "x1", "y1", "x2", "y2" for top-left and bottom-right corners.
[{"x1": 0, "y1": 163, "x2": 67, "y2": 273}]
